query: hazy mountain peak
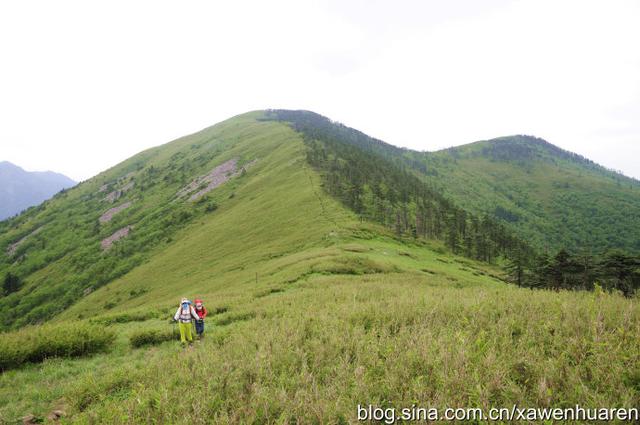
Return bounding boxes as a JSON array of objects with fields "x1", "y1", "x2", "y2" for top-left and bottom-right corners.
[{"x1": 0, "y1": 161, "x2": 76, "y2": 220}]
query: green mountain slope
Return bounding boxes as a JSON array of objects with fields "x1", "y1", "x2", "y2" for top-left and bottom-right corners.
[
  {"x1": 423, "y1": 136, "x2": 640, "y2": 252},
  {"x1": 0, "y1": 111, "x2": 531, "y2": 329},
  {"x1": 262, "y1": 111, "x2": 640, "y2": 253},
  {"x1": 1, "y1": 111, "x2": 639, "y2": 422}
]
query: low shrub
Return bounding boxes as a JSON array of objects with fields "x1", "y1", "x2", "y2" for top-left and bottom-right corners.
[
  {"x1": 211, "y1": 306, "x2": 229, "y2": 315},
  {"x1": 312, "y1": 256, "x2": 397, "y2": 275},
  {"x1": 254, "y1": 287, "x2": 285, "y2": 298},
  {"x1": 90, "y1": 309, "x2": 161, "y2": 325},
  {"x1": 129, "y1": 328, "x2": 178, "y2": 348},
  {"x1": 215, "y1": 311, "x2": 256, "y2": 327},
  {"x1": 0, "y1": 322, "x2": 115, "y2": 371}
]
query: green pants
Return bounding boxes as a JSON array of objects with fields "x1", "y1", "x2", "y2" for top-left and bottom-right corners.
[{"x1": 178, "y1": 321, "x2": 194, "y2": 344}]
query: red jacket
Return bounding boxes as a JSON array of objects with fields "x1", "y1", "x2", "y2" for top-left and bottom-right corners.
[{"x1": 194, "y1": 305, "x2": 207, "y2": 319}]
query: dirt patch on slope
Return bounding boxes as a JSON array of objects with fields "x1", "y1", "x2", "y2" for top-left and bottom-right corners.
[
  {"x1": 105, "y1": 181, "x2": 134, "y2": 203},
  {"x1": 99, "y1": 202, "x2": 132, "y2": 223},
  {"x1": 177, "y1": 159, "x2": 257, "y2": 201},
  {"x1": 101, "y1": 226, "x2": 132, "y2": 250},
  {"x1": 6, "y1": 227, "x2": 43, "y2": 256},
  {"x1": 100, "y1": 171, "x2": 136, "y2": 200}
]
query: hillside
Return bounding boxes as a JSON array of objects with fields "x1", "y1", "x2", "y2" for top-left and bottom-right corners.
[
  {"x1": 0, "y1": 111, "x2": 535, "y2": 329},
  {"x1": 423, "y1": 136, "x2": 640, "y2": 252},
  {"x1": 261, "y1": 111, "x2": 640, "y2": 254},
  {"x1": 0, "y1": 111, "x2": 638, "y2": 422},
  {"x1": 0, "y1": 161, "x2": 76, "y2": 220},
  {"x1": 1, "y1": 112, "x2": 336, "y2": 327}
]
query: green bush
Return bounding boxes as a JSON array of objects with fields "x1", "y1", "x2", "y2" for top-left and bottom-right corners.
[
  {"x1": 129, "y1": 328, "x2": 178, "y2": 348},
  {"x1": 90, "y1": 309, "x2": 161, "y2": 325},
  {"x1": 0, "y1": 322, "x2": 115, "y2": 371},
  {"x1": 214, "y1": 311, "x2": 256, "y2": 326}
]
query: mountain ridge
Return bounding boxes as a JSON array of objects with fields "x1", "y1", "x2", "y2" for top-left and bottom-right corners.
[
  {"x1": 0, "y1": 161, "x2": 76, "y2": 220},
  {"x1": 265, "y1": 110, "x2": 640, "y2": 252},
  {"x1": 266, "y1": 110, "x2": 637, "y2": 183}
]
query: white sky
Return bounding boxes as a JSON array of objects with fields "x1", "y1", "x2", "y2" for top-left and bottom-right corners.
[{"x1": 1, "y1": 0, "x2": 639, "y2": 181}]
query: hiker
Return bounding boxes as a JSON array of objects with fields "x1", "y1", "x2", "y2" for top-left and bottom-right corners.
[
  {"x1": 173, "y1": 298, "x2": 199, "y2": 345},
  {"x1": 193, "y1": 298, "x2": 207, "y2": 338}
]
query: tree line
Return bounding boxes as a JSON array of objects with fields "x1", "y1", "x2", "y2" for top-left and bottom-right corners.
[{"x1": 508, "y1": 249, "x2": 640, "y2": 297}]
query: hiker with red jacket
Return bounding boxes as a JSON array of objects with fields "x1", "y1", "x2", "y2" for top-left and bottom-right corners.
[{"x1": 193, "y1": 298, "x2": 207, "y2": 338}]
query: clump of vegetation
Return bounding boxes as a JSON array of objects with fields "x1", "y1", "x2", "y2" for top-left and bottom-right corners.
[
  {"x1": 90, "y1": 309, "x2": 161, "y2": 325},
  {"x1": 312, "y1": 256, "x2": 396, "y2": 275},
  {"x1": 128, "y1": 287, "x2": 148, "y2": 299},
  {"x1": 210, "y1": 306, "x2": 229, "y2": 315},
  {"x1": 129, "y1": 328, "x2": 177, "y2": 348},
  {"x1": 2, "y1": 272, "x2": 21, "y2": 295},
  {"x1": 69, "y1": 368, "x2": 141, "y2": 412},
  {"x1": 254, "y1": 287, "x2": 285, "y2": 298},
  {"x1": 0, "y1": 322, "x2": 115, "y2": 371},
  {"x1": 214, "y1": 311, "x2": 256, "y2": 326}
]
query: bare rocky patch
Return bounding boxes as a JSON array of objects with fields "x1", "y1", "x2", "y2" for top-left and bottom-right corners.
[
  {"x1": 6, "y1": 227, "x2": 43, "y2": 256},
  {"x1": 101, "y1": 225, "x2": 132, "y2": 251},
  {"x1": 99, "y1": 201, "x2": 132, "y2": 223},
  {"x1": 177, "y1": 158, "x2": 257, "y2": 201},
  {"x1": 105, "y1": 181, "x2": 134, "y2": 203}
]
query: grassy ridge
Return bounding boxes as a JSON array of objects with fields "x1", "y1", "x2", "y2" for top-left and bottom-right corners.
[
  {"x1": 0, "y1": 112, "x2": 331, "y2": 328},
  {"x1": 55, "y1": 115, "x2": 356, "y2": 321}
]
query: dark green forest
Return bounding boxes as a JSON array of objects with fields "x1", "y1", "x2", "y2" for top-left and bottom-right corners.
[{"x1": 508, "y1": 249, "x2": 640, "y2": 296}]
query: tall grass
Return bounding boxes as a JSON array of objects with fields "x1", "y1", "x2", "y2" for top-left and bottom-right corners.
[
  {"x1": 0, "y1": 322, "x2": 115, "y2": 371},
  {"x1": 60, "y1": 275, "x2": 640, "y2": 424}
]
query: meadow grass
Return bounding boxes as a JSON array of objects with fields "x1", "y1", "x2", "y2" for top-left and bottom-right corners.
[{"x1": 1, "y1": 266, "x2": 638, "y2": 423}]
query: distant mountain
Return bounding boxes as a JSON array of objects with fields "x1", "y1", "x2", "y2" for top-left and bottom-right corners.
[
  {"x1": 0, "y1": 161, "x2": 76, "y2": 220},
  {"x1": 421, "y1": 136, "x2": 640, "y2": 252}
]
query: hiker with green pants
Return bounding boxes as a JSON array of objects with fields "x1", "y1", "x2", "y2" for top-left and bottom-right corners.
[{"x1": 173, "y1": 298, "x2": 199, "y2": 345}]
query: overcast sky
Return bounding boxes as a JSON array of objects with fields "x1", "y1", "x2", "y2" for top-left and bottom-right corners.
[{"x1": 1, "y1": 0, "x2": 639, "y2": 181}]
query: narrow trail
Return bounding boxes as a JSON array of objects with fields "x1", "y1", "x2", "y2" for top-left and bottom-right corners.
[{"x1": 302, "y1": 163, "x2": 340, "y2": 229}]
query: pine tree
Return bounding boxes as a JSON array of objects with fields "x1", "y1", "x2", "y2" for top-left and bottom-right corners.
[
  {"x1": 506, "y1": 250, "x2": 526, "y2": 286},
  {"x1": 2, "y1": 272, "x2": 21, "y2": 295}
]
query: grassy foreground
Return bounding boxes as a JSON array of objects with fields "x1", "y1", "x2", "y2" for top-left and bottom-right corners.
[{"x1": 1, "y1": 267, "x2": 638, "y2": 423}]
